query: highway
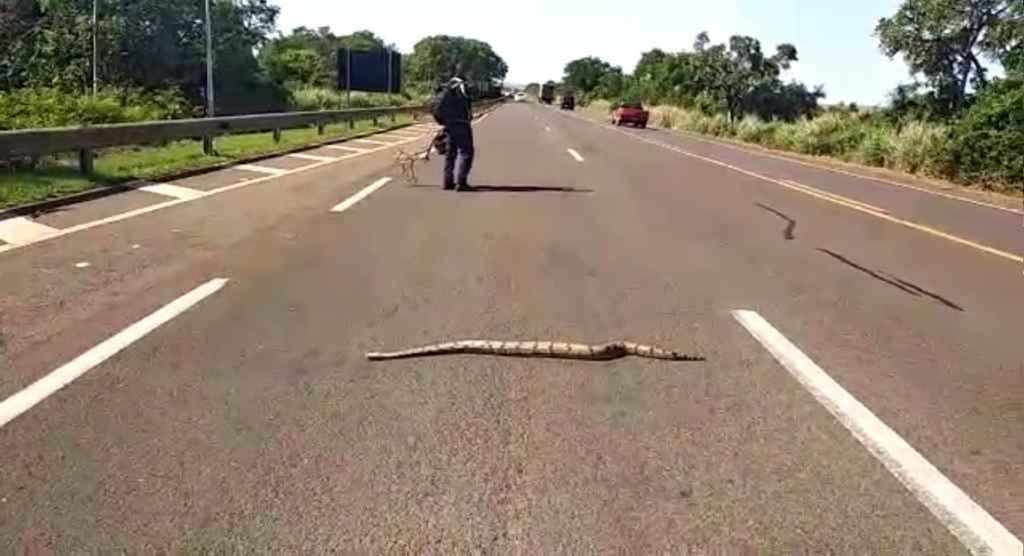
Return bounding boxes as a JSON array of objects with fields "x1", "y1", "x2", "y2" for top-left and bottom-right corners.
[{"x1": 1, "y1": 101, "x2": 1021, "y2": 553}]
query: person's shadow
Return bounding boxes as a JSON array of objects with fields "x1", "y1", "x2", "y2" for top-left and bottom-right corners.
[{"x1": 410, "y1": 183, "x2": 593, "y2": 193}]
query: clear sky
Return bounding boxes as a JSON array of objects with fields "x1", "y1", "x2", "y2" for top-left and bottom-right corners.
[{"x1": 270, "y1": 0, "x2": 914, "y2": 106}]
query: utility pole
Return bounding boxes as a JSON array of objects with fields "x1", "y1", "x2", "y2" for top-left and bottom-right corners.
[
  {"x1": 203, "y1": 0, "x2": 215, "y2": 154},
  {"x1": 92, "y1": 0, "x2": 98, "y2": 95},
  {"x1": 205, "y1": 0, "x2": 215, "y2": 117}
]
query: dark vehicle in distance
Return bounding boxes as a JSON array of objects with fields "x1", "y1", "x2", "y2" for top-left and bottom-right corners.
[
  {"x1": 611, "y1": 102, "x2": 649, "y2": 128},
  {"x1": 560, "y1": 94, "x2": 575, "y2": 110},
  {"x1": 540, "y1": 83, "x2": 556, "y2": 104}
]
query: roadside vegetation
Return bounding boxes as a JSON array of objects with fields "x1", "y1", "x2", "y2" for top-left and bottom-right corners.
[{"x1": 565, "y1": 0, "x2": 1022, "y2": 194}]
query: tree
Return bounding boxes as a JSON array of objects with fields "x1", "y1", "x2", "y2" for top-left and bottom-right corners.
[
  {"x1": 260, "y1": 27, "x2": 386, "y2": 88},
  {"x1": 594, "y1": 68, "x2": 626, "y2": 100},
  {"x1": 876, "y1": 0, "x2": 1020, "y2": 113},
  {"x1": 562, "y1": 56, "x2": 616, "y2": 95},
  {"x1": 949, "y1": 76, "x2": 1024, "y2": 185},
  {"x1": 694, "y1": 34, "x2": 800, "y2": 122},
  {"x1": 405, "y1": 35, "x2": 507, "y2": 89},
  {"x1": 2, "y1": 0, "x2": 282, "y2": 112},
  {"x1": 262, "y1": 47, "x2": 326, "y2": 87}
]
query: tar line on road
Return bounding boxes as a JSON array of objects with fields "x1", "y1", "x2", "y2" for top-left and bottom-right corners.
[
  {"x1": 0, "y1": 278, "x2": 230, "y2": 429},
  {"x1": 733, "y1": 309, "x2": 1023, "y2": 556}
]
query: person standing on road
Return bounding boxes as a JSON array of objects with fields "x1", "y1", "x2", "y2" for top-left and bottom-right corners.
[{"x1": 431, "y1": 63, "x2": 475, "y2": 191}]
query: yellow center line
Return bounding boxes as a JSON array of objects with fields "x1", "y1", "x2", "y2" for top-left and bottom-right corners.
[
  {"x1": 781, "y1": 179, "x2": 890, "y2": 214},
  {"x1": 607, "y1": 126, "x2": 1023, "y2": 265}
]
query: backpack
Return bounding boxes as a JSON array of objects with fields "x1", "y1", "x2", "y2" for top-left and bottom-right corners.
[{"x1": 430, "y1": 82, "x2": 467, "y2": 125}]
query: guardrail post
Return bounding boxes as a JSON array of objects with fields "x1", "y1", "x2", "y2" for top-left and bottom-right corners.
[
  {"x1": 372, "y1": 115, "x2": 379, "y2": 126},
  {"x1": 272, "y1": 128, "x2": 281, "y2": 143},
  {"x1": 348, "y1": 117, "x2": 354, "y2": 130},
  {"x1": 78, "y1": 148, "x2": 94, "y2": 174},
  {"x1": 317, "y1": 121, "x2": 325, "y2": 135},
  {"x1": 203, "y1": 137, "x2": 214, "y2": 155},
  {"x1": 390, "y1": 111, "x2": 396, "y2": 123}
]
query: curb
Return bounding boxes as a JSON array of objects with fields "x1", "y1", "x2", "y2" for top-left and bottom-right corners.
[{"x1": 0, "y1": 119, "x2": 425, "y2": 220}]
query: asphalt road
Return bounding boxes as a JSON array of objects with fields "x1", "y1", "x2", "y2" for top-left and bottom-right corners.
[{"x1": 1, "y1": 102, "x2": 1021, "y2": 553}]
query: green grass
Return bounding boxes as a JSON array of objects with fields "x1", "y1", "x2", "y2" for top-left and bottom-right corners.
[{"x1": 0, "y1": 115, "x2": 416, "y2": 209}]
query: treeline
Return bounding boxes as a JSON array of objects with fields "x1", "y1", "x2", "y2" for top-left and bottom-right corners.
[
  {"x1": 261, "y1": 28, "x2": 508, "y2": 110},
  {"x1": 553, "y1": 0, "x2": 1022, "y2": 191},
  {"x1": 559, "y1": 34, "x2": 824, "y2": 123},
  {"x1": 0, "y1": 0, "x2": 508, "y2": 128}
]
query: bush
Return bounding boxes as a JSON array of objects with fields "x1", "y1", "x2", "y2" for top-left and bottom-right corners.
[
  {"x1": 787, "y1": 112, "x2": 865, "y2": 156},
  {"x1": 891, "y1": 121, "x2": 951, "y2": 175},
  {"x1": 949, "y1": 79, "x2": 1024, "y2": 189},
  {"x1": 735, "y1": 115, "x2": 779, "y2": 144},
  {"x1": 853, "y1": 126, "x2": 897, "y2": 167},
  {"x1": 0, "y1": 87, "x2": 191, "y2": 130},
  {"x1": 288, "y1": 86, "x2": 426, "y2": 111}
]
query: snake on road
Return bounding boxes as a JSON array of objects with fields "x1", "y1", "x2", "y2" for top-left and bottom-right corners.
[{"x1": 366, "y1": 340, "x2": 705, "y2": 361}]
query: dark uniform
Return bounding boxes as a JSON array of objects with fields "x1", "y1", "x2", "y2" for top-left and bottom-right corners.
[{"x1": 439, "y1": 77, "x2": 475, "y2": 190}]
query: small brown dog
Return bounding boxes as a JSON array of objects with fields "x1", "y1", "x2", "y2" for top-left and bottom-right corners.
[{"x1": 395, "y1": 129, "x2": 448, "y2": 184}]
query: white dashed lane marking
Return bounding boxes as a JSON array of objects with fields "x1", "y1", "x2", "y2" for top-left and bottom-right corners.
[
  {"x1": 732, "y1": 309, "x2": 1022, "y2": 556},
  {"x1": 567, "y1": 148, "x2": 585, "y2": 163},
  {"x1": 0, "y1": 278, "x2": 230, "y2": 429},
  {"x1": 0, "y1": 217, "x2": 60, "y2": 245},
  {"x1": 137, "y1": 183, "x2": 206, "y2": 200},
  {"x1": 330, "y1": 177, "x2": 393, "y2": 213}
]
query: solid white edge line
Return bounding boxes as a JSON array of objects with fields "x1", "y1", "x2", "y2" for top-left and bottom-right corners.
[
  {"x1": 137, "y1": 183, "x2": 206, "y2": 200},
  {"x1": 676, "y1": 129, "x2": 1024, "y2": 216},
  {"x1": 731, "y1": 309, "x2": 1022, "y2": 556},
  {"x1": 330, "y1": 177, "x2": 393, "y2": 213},
  {"x1": 567, "y1": 148, "x2": 584, "y2": 163},
  {"x1": 0, "y1": 278, "x2": 229, "y2": 429},
  {"x1": 585, "y1": 114, "x2": 1022, "y2": 264}
]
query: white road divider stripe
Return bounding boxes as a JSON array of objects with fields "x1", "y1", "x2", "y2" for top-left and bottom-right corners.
[
  {"x1": 0, "y1": 216, "x2": 60, "y2": 245},
  {"x1": 236, "y1": 164, "x2": 287, "y2": 175},
  {"x1": 732, "y1": 309, "x2": 1022, "y2": 556},
  {"x1": 138, "y1": 183, "x2": 206, "y2": 200},
  {"x1": 287, "y1": 153, "x2": 336, "y2": 162},
  {"x1": 567, "y1": 148, "x2": 585, "y2": 163},
  {"x1": 331, "y1": 177, "x2": 393, "y2": 213},
  {"x1": 0, "y1": 278, "x2": 229, "y2": 429}
]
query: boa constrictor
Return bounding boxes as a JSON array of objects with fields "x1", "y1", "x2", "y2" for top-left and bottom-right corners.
[{"x1": 367, "y1": 340, "x2": 704, "y2": 361}]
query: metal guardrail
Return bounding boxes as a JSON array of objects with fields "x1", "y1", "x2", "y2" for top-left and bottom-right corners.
[{"x1": 0, "y1": 98, "x2": 505, "y2": 173}]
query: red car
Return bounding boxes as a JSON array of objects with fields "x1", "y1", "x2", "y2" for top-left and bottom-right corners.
[{"x1": 611, "y1": 102, "x2": 649, "y2": 128}]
